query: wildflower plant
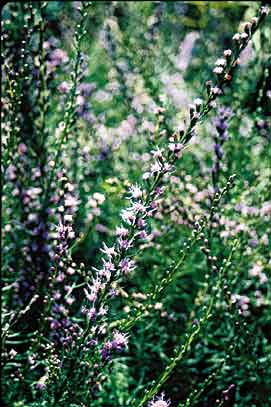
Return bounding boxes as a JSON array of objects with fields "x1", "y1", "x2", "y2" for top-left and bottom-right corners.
[{"x1": 1, "y1": 2, "x2": 270, "y2": 407}]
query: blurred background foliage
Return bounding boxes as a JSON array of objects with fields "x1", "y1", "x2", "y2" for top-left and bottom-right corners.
[{"x1": 2, "y1": 1, "x2": 271, "y2": 406}]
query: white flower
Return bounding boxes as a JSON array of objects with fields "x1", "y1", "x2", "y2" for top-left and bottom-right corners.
[
  {"x1": 131, "y1": 202, "x2": 147, "y2": 213},
  {"x1": 128, "y1": 185, "x2": 143, "y2": 199},
  {"x1": 151, "y1": 161, "x2": 162, "y2": 174},
  {"x1": 98, "y1": 306, "x2": 108, "y2": 316},
  {"x1": 164, "y1": 163, "x2": 172, "y2": 173},
  {"x1": 260, "y1": 273, "x2": 268, "y2": 284},
  {"x1": 115, "y1": 226, "x2": 129, "y2": 237},
  {"x1": 100, "y1": 243, "x2": 117, "y2": 258},
  {"x1": 121, "y1": 209, "x2": 136, "y2": 225},
  {"x1": 149, "y1": 393, "x2": 171, "y2": 407},
  {"x1": 224, "y1": 49, "x2": 232, "y2": 57},
  {"x1": 232, "y1": 33, "x2": 240, "y2": 41},
  {"x1": 143, "y1": 172, "x2": 150, "y2": 180},
  {"x1": 209, "y1": 100, "x2": 217, "y2": 108},
  {"x1": 168, "y1": 143, "x2": 183, "y2": 158},
  {"x1": 189, "y1": 103, "x2": 195, "y2": 111},
  {"x1": 215, "y1": 58, "x2": 226, "y2": 66},
  {"x1": 64, "y1": 214, "x2": 73, "y2": 223},
  {"x1": 151, "y1": 147, "x2": 164, "y2": 158},
  {"x1": 64, "y1": 195, "x2": 79, "y2": 208},
  {"x1": 112, "y1": 330, "x2": 128, "y2": 348},
  {"x1": 211, "y1": 86, "x2": 222, "y2": 95},
  {"x1": 120, "y1": 258, "x2": 136, "y2": 274},
  {"x1": 194, "y1": 98, "x2": 203, "y2": 106},
  {"x1": 260, "y1": 6, "x2": 269, "y2": 15},
  {"x1": 213, "y1": 66, "x2": 224, "y2": 75},
  {"x1": 102, "y1": 260, "x2": 115, "y2": 271},
  {"x1": 9, "y1": 349, "x2": 17, "y2": 358},
  {"x1": 67, "y1": 267, "x2": 75, "y2": 275},
  {"x1": 93, "y1": 192, "x2": 105, "y2": 204},
  {"x1": 84, "y1": 288, "x2": 97, "y2": 303}
]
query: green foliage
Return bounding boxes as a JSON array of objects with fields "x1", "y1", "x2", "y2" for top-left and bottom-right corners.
[{"x1": 1, "y1": 2, "x2": 270, "y2": 407}]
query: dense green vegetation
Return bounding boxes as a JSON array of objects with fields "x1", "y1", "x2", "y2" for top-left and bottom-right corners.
[{"x1": 2, "y1": 2, "x2": 270, "y2": 406}]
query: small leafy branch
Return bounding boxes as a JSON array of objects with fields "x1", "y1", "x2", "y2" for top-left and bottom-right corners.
[
  {"x1": 135, "y1": 240, "x2": 239, "y2": 407},
  {"x1": 45, "y1": 1, "x2": 92, "y2": 194}
]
